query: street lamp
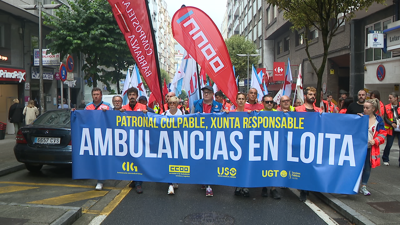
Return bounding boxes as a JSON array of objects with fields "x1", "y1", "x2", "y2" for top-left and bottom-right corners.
[
  {"x1": 21, "y1": 2, "x2": 63, "y2": 114},
  {"x1": 237, "y1": 53, "x2": 260, "y2": 91}
]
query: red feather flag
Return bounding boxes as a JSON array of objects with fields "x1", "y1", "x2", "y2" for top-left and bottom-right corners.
[
  {"x1": 172, "y1": 7, "x2": 238, "y2": 106},
  {"x1": 107, "y1": 0, "x2": 163, "y2": 107}
]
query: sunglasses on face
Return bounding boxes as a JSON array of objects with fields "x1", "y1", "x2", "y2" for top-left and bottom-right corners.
[{"x1": 264, "y1": 101, "x2": 273, "y2": 104}]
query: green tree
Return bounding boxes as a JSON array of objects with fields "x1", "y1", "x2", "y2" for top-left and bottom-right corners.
[
  {"x1": 160, "y1": 68, "x2": 171, "y2": 85},
  {"x1": 225, "y1": 35, "x2": 259, "y2": 80},
  {"x1": 44, "y1": 0, "x2": 134, "y2": 88},
  {"x1": 268, "y1": 0, "x2": 385, "y2": 103},
  {"x1": 178, "y1": 90, "x2": 188, "y2": 100}
]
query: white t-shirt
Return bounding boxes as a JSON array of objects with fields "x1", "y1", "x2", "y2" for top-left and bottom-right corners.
[{"x1": 165, "y1": 109, "x2": 183, "y2": 116}]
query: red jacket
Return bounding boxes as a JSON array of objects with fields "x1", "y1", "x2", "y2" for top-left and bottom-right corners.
[
  {"x1": 122, "y1": 103, "x2": 147, "y2": 111},
  {"x1": 383, "y1": 103, "x2": 400, "y2": 136},
  {"x1": 370, "y1": 115, "x2": 387, "y2": 168},
  {"x1": 295, "y1": 104, "x2": 322, "y2": 112}
]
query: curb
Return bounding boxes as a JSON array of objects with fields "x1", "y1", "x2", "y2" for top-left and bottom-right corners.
[
  {"x1": 0, "y1": 202, "x2": 82, "y2": 225},
  {"x1": 313, "y1": 192, "x2": 375, "y2": 225},
  {"x1": 0, "y1": 164, "x2": 25, "y2": 177}
]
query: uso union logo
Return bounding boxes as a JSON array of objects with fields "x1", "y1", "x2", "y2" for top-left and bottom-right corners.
[{"x1": 217, "y1": 167, "x2": 237, "y2": 178}]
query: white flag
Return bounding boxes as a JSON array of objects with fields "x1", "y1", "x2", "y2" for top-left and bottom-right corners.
[
  {"x1": 296, "y1": 64, "x2": 304, "y2": 104},
  {"x1": 122, "y1": 69, "x2": 132, "y2": 105},
  {"x1": 282, "y1": 58, "x2": 293, "y2": 97},
  {"x1": 273, "y1": 89, "x2": 283, "y2": 105},
  {"x1": 250, "y1": 65, "x2": 264, "y2": 102}
]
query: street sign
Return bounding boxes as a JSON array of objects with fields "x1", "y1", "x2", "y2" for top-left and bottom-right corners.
[
  {"x1": 66, "y1": 55, "x2": 74, "y2": 72},
  {"x1": 54, "y1": 72, "x2": 60, "y2": 80},
  {"x1": 376, "y1": 64, "x2": 385, "y2": 81},
  {"x1": 59, "y1": 63, "x2": 67, "y2": 82}
]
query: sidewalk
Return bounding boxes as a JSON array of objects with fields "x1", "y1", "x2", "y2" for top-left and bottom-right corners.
[
  {"x1": 0, "y1": 133, "x2": 400, "y2": 224},
  {"x1": 0, "y1": 134, "x2": 81, "y2": 225}
]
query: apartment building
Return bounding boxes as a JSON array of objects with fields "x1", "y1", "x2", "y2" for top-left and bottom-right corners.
[{"x1": 264, "y1": 1, "x2": 399, "y2": 101}]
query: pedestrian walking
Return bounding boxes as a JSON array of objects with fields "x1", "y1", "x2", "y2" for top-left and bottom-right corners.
[
  {"x1": 295, "y1": 87, "x2": 322, "y2": 202},
  {"x1": 359, "y1": 98, "x2": 386, "y2": 196},
  {"x1": 346, "y1": 90, "x2": 366, "y2": 114},
  {"x1": 8, "y1": 99, "x2": 24, "y2": 133},
  {"x1": 193, "y1": 85, "x2": 223, "y2": 197},
  {"x1": 163, "y1": 96, "x2": 182, "y2": 195},
  {"x1": 23, "y1": 100, "x2": 39, "y2": 125},
  {"x1": 382, "y1": 92, "x2": 400, "y2": 166},
  {"x1": 81, "y1": 87, "x2": 112, "y2": 191}
]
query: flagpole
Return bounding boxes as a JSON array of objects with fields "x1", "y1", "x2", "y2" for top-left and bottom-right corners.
[
  {"x1": 145, "y1": 0, "x2": 164, "y2": 111},
  {"x1": 292, "y1": 87, "x2": 297, "y2": 106},
  {"x1": 196, "y1": 63, "x2": 202, "y2": 99}
]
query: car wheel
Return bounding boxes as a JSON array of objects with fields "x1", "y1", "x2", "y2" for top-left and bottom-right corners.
[{"x1": 25, "y1": 164, "x2": 43, "y2": 172}]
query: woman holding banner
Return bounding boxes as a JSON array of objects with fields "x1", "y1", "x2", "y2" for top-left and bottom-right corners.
[
  {"x1": 359, "y1": 98, "x2": 386, "y2": 196},
  {"x1": 163, "y1": 96, "x2": 182, "y2": 195}
]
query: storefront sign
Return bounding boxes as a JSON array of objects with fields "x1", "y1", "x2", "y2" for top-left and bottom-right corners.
[
  {"x1": 273, "y1": 62, "x2": 285, "y2": 81},
  {"x1": 387, "y1": 29, "x2": 400, "y2": 51},
  {"x1": 0, "y1": 67, "x2": 26, "y2": 82},
  {"x1": 25, "y1": 83, "x2": 30, "y2": 90},
  {"x1": 34, "y1": 49, "x2": 60, "y2": 66},
  {"x1": 367, "y1": 32, "x2": 384, "y2": 48},
  {"x1": 32, "y1": 71, "x2": 54, "y2": 80},
  {"x1": 377, "y1": 64, "x2": 385, "y2": 81}
]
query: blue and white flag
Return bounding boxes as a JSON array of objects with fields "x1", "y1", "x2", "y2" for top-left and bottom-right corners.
[
  {"x1": 121, "y1": 69, "x2": 132, "y2": 105},
  {"x1": 131, "y1": 65, "x2": 147, "y2": 99},
  {"x1": 250, "y1": 65, "x2": 264, "y2": 102},
  {"x1": 282, "y1": 58, "x2": 293, "y2": 97}
]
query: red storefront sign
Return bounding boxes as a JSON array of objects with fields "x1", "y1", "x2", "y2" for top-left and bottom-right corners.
[
  {"x1": 0, "y1": 67, "x2": 26, "y2": 82},
  {"x1": 273, "y1": 62, "x2": 285, "y2": 81}
]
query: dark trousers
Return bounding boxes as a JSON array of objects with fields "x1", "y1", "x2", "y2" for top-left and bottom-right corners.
[{"x1": 382, "y1": 132, "x2": 400, "y2": 162}]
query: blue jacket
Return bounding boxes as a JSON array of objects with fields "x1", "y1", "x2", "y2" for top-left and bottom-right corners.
[{"x1": 193, "y1": 99, "x2": 223, "y2": 113}]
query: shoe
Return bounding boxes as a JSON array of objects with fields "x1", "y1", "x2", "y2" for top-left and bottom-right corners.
[
  {"x1": 383, "y1": 162, "x2": 389, "y2": 166},
  {"x1": 360, "y1": 186, "x2": 371, "y2": 196},
  {"x1": 242, "y1": 188, "x2": 250, "y2": 197},
  {"x1": 129, "y1": 181, "x2": 135, "y2": 188},
  {"x1": 173, "y1": 183, "x2": 179, "y2": 189},
  {"x1": 234, "y1": 187, "x2": 242, "y2": 196},
  {"x1": 168, "y1": 185, "x2": 175, "y2": 195},
  {"x1": 299, "y1": 190, "x2": 308, "y2": 202},
  {"x1": 136, "y1": 185, "x2": 143, "y2": 194},
  {"x1": 95, "y1": 182, "x2": 103, "y2": 190},
  {"x1": 201, "y1": 185, "x2": 206, "y2": 190},
  {"x1": 206, "y1": 186, "x2": 213, "y2": 197},
  {"x1": 261, "y1": 187, "x2": 268, "y2": 197},
  {"x1": 270, "y1": 189, "x2": 281, "y2": 199}
]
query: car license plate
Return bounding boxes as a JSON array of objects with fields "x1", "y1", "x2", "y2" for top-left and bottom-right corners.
[{"x1": 34, "y1": 137, "x2": 61, "y2": 144}]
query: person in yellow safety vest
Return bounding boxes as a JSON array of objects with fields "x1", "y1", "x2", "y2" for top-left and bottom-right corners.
[
  {"x1": 153, "y1": 104, "x2": 160, "y2": 114},
  {"x1": 277, "y1": 95, "x2": 296, "y2": 112},
  {"x1": 382, "y1": 92, "x2": 400, "y2": 166}
]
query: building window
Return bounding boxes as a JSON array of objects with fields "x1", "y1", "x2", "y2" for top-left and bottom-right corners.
[
  {"x1": 0, "y1": 23, "x2": 11, "y2": 49},
  {"x1": 266, "y1": 7, "x2": 271, "y2": 24},
  {"x1": 284, "y1": 37, "x2": 290, "y2": 52},
  {"x1": 309, "y1": 29, "x2": 318, "y2": 40},
  {"x1": 295, "y1": 31, "x2": 304, "y2": 46},
  {"x1": 277, "y1": 40, "x2": 283, "y2": 55},
  {"x1": 365, "y1": 18, "x2": 392, "y2": 62}
]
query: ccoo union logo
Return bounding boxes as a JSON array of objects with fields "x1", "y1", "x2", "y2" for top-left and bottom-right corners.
[
  {"x1": 169, "y1": 165, "x2": 190, "y2": 178},
  {"x1": 217, "y1": 167, "x2": 237, "y2": 178}
]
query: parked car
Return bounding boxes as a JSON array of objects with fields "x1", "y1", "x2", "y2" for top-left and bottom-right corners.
[{"x1": 14, "y1": 109, "x2": 72, "y2": 172}]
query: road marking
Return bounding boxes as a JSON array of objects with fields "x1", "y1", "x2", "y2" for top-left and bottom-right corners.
[
  {"x1": 100, "y1": 184, "x2": 131, "y2": 215},
  {"x1": 0, "y1": 185, "x2": 38, "y2": 194},
  {"x1": 0, "y1": 181, "x2": 122, "y2": 190},
  {"x1": 27, "y1": 190, "x2": 108, "y2": 205},
  {"x1": 291, "y1": 189, "x2": 339, "y2": 225},
  {"x1": 86, "y1": 184, "x2": 132, "y2": 224}
]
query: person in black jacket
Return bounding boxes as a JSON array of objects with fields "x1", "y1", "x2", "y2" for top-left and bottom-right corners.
[{"x1": 8, "y1": 99, "x2": 24, "y2": 133}]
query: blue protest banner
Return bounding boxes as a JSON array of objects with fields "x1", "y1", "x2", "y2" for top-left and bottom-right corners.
[{"x1": 71, "y1": 110, "x2": 368, "y2": 194}]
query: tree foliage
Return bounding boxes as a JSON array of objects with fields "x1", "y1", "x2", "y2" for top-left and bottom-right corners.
[
  {"x1": 160, "y1": 68, "x2": 171, "y2": 85},
  {"x1": 225, "y1": 35, "x2": 259, "y2": 80},
  {"x1": 268, "y1": 0, "x2": 385, "y2": 103},
  {"x1": 44, "y1": 0, "x2": 135, "y2": 88},
  {"x1": 178, "y1": 90, "x2": 188, "y2": 100}
]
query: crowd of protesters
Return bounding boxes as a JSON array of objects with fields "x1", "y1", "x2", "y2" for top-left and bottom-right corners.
[{"x1": 73, "y1": 85, "x2": 400, "y2": 202}]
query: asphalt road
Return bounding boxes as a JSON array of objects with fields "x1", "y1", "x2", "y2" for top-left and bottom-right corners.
[{"x1": 102, "y1": 182, "x2": 329, "y2": 225}]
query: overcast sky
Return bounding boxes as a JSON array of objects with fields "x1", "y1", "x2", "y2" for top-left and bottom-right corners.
[{"x1": 165, "y1": 0, "x2": 228, "y2": 31}]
